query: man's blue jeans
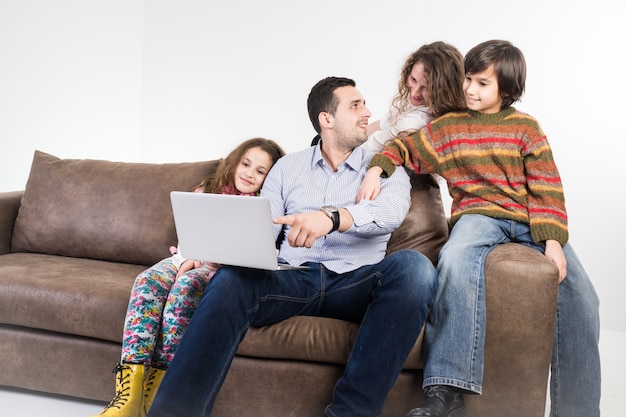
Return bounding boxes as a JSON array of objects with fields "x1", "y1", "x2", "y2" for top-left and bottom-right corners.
[
  {"x1": 148, "y1": 249, "x2": 437, "y2": 417},
  {"x1": 423, "y1": 214, "x2": 600, "y2": 417}
]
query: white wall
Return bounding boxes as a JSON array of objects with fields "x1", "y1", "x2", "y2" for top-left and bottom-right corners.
[{"x1": 1, "y1": 0, "x2": 624, "y2": 332}]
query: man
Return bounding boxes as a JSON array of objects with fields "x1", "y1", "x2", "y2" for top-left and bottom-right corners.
[{"x1": 148, "y1": 76, "x2": 438, "y2": 417}]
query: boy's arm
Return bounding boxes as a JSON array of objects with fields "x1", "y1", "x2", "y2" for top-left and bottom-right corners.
[
  {"x1": 370, "y1": 129, "x2": 427, "y2": 177},
  {"x1": 356, "y1": 166, "x2": 384, "y2": 202},
  {"x1": 522, "y1": 125, "x2": 569, "y2": 246},
  {"x1": 357, "y1": 130, "x2": 426, "y2": 202}
]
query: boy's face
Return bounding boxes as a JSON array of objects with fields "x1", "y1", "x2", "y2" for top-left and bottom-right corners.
[{"x1": 463, "y1": 64, "x2": 503, "y2": 114}]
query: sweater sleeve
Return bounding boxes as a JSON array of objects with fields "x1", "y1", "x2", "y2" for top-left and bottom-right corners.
[
  {"x1": 364, "y1": 107, "x2": 432, "y2": 153},
  {"x1": 369, "y1": 124, "x2": 435, "y2": 178},
  {"x1": 522, "y1": 123, "x2": 569, "y2": 245}
]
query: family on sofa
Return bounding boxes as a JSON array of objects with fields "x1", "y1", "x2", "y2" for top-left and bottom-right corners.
[{"x1": 84, "y1": 39, "x2": 600, "y2": 417}]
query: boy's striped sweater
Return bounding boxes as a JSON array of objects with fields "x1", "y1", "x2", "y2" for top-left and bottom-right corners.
[{"x1": 370, "y1": 106, "x2": 568, "y2": 246}]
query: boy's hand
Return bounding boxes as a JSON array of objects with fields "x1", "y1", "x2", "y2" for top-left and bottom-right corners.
[
  {"x1": 356, "y1": 166, "x2": 384, "y2": 203},
  {"x1": 544, "y1": 239, "x2": 567, "y2": 283}
]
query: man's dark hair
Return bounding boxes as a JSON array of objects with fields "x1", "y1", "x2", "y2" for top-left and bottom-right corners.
[{"x1": 307, "y1": 77, "x2": 356, "y2": 134}]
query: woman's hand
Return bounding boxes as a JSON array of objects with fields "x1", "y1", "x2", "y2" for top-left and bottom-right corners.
[
  {"x1": 544, "y1": 239, "x2": 567, "y2": 283},
  {"x1": 356, "y1": 167, "x2": 383, "y2": 203}
]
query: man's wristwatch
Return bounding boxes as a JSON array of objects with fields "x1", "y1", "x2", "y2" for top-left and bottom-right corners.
[{"x1": 320, "y1": 205, "x2": 340, "y2": 233}]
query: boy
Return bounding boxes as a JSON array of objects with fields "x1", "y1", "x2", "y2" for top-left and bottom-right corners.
[{"x1": 360, "y1": 40, "x2": 600, "y2": 417}]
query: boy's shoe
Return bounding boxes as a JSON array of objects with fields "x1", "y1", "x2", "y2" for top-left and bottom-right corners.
[{"x1": 406, "y1": 385, "x2": 467, "y2": 417}]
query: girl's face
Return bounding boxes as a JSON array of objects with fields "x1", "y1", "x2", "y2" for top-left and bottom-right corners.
[
  {"x1": 406, "y1": 62, "x2": 428, "y2": 107},
  {"x1": 463, "y1": 64, "x2": 503, "y2": 114},
  {"x1": 233, "y1": 146, "x2": 273, "y2": 194}
]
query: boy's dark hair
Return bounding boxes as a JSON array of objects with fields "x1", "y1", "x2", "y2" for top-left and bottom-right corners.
[
  {"x1": 307, "y1": 77, "x2": 356, "y2": 134},
  {"x1": 464, "y1": 40, "x2": 526, "y2": 109}
]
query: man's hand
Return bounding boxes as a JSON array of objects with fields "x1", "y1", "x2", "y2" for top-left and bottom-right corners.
[
  {"x1": 274, "y1": 211, "x2": 333, "y2": 248},
  {"x1": 356, "y1": 166, "x2": 383, "y2": 203},
  {"x1": 544, "y1": 239, "x2": 567, "y2": 283}
]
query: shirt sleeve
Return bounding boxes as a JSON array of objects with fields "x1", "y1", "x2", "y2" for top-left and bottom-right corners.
[{"x1": 344, "y1": 164, "x2": 411, "y2": 236}]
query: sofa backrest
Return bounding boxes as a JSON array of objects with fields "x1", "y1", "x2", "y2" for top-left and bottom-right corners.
[
  {"x1": 11, "y1": 150, "x2": 218, "y2": 266},
  {"x1": 11, "y1": 151, "x2": 448, "y2": 267},
  {"x1": 386, "y1": 171, "x2": 449, "y2": 265}
]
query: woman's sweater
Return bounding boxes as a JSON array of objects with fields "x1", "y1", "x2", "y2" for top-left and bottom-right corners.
[{"x1": 370, "y1": 107, "x2": 568, "y2": 245}]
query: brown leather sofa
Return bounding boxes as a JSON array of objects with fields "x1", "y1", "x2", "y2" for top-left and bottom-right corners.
[{"x1": 0, "y1": 150, "x2": 558, "y2": 417}]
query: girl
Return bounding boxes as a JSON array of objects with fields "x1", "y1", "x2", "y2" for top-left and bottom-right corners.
[{"x1": 91, "y1": 137, "x2": 285, "y2": 417}]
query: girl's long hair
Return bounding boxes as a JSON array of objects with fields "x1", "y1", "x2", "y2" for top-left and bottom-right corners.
[
  {"x1": 390, "y1": 41, "x2": 466, "y2": 122},
  {"x1": 195, "y1": 137, "x2": 285, "y2": 194}
]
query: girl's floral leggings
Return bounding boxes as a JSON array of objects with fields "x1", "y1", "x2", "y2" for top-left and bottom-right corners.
[{"x1": 120, "y1": 257, "x2": 213, "y2": 368}]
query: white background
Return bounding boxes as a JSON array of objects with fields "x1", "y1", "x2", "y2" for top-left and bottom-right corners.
[{"x1": 1, "y1": 0, "x2": 624, "y2": 332}]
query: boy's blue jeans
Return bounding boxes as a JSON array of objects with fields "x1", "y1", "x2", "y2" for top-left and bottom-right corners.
[
  {"x1": 148, "y1": 249, "x2": 437, "y2": 417},
  {"x1": 423, "y1": 214, "x2": 600, "y2": 417}
]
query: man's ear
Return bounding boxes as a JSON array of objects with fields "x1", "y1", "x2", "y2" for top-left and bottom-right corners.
[{"x1": 318, "y1": 112, "x2": 333, "y2": 129}]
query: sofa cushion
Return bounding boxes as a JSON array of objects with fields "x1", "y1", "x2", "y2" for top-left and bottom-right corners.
[
  {"x1": 0, "y1": 253, "x2": 142, "y2": 342},
  {"x1": 238, "y1": 316, "x2": 425, "y2": 370},
  {"x1": 11, "y1": 150, "x2": 217, "y2": 266}
]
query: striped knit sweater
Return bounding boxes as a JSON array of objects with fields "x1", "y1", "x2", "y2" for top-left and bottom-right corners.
[{"x1": 370, "y1": 106, "x2": 568, "y2": 246}]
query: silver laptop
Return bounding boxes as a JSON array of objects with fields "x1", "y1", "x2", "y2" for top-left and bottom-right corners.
[{"x1": 170, "y1": 191, "x2": 306, "y2": 271}]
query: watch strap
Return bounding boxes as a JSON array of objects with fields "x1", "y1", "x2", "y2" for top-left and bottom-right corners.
[{"x1": 321, "y1": 206, "x2": 340, "y2": 233}]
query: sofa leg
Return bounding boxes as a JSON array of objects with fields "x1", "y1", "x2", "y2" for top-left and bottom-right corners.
[
  {"x1": 142, "y1": 367, "x2": 166, "y2": 417},
  {"x1": 90, "y1": 363, "x2": 145, "y2": 417}
]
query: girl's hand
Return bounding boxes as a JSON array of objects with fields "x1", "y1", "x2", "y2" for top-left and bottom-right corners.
[
  {"x1": 544, "y1": 239, "x2": 567, "y2": 283},
  {"x1": 176, "y1": 259, "x2": 202, "y2": 279},
  {"x1": 356, "y1": 167, "x2": 384, "y2": 203},
  {"x1": 202, "y1": 262, "x2": 222, "y2": 275}
]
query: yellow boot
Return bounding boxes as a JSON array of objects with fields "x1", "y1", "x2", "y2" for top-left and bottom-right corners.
[
  {"x1": 90, "y1": 363, "x2": 145, "y2": 417},
  {"x1": 141, "y1": 367, "x2": 166, "y2": 417}
]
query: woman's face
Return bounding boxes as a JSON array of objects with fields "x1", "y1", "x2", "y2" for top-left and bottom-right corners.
[
  {"x1": 233, "y1": 146, "x2": 273, "y2": 194},
  {"x1": 406, "y1": 62, "x2": 428, "y2": 107}
]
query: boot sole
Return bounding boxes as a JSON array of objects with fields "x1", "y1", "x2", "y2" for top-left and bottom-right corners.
[{"x1": 450, "y1": 406, "x2": 468, "y2": 417}]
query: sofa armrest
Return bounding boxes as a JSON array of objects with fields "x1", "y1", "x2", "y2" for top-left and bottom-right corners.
[
  {"x1": 466, "y1": 242, "x2": 559, "y2": 417},
  {"x1": 0, "y1": 191, "x2": 23, "y2": 255}
]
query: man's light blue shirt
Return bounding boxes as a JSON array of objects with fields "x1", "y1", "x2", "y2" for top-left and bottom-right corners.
[{"x1": 261, "y1": 142, "x2": 411, "y2": 273}]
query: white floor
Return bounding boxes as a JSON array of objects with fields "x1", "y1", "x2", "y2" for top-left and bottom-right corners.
[{"x1": 1, "y1": 329, "x2": 624, "y2": 417}]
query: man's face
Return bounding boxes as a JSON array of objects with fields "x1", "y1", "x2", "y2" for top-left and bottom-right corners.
[{"x1": 329, "y1": 86, "x2": 371, "y2": 150}]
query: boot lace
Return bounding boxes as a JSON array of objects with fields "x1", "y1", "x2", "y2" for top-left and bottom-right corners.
[
  {"x1": 143, "y1": 369, "x2": 158, "y2": 397},
  {"x1": 100, "y1": 364, "x2": 132, "y2": 411}
]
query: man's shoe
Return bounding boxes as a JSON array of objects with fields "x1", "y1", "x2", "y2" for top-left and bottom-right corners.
[{"x1": 406, "y1": 385, "x2": 467, "y2": 417}]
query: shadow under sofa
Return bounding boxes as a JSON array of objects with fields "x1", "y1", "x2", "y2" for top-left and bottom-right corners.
[{"x1": 0, "y1": 150, "x2": 558, "y2": 417}]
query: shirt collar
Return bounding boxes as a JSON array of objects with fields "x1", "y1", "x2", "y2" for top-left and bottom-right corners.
[{"x1": 312, "y1": 140, "x2": 365, "y2": 172}]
